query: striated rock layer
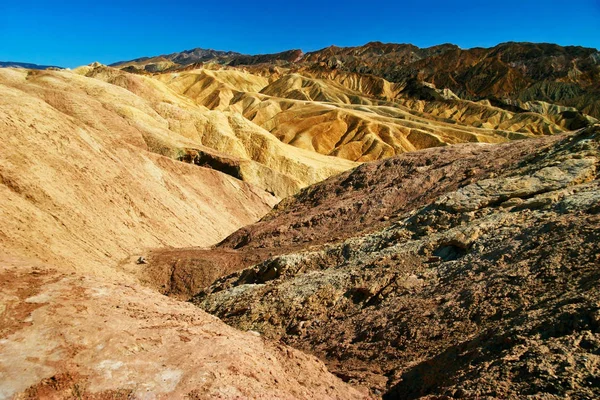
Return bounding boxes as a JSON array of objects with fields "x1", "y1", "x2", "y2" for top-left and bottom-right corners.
[
  {"x1": 114, "y1": 41, "x2": 600, "y2": 119},
  {"x1": 154, "y1": 66, "x2": 592, "y2": 162},
  {"x1": 74, "y1": 64, "x2": 358, "y2": 198}
]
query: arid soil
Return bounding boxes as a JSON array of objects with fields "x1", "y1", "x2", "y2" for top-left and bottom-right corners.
[{"x1": 190, "y1": 125, "x2": 600, "y2": 398}]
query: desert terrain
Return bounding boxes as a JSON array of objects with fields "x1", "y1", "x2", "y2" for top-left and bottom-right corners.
[{"x1": 1, "y1": 41, "x2": 599, "y2": 398}]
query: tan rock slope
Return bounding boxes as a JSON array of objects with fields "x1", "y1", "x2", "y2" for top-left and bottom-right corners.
[
  {"x1": 0, "y1": 67, "x2": 368, "y2": 399},
  {"x1": 0, "y1": 67, "x2": 276, "y2": 273}
]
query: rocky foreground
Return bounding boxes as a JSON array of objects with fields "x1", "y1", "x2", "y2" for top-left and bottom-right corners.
[
  {"x1": 0, "y1": 256, "x2": 367, "y2": 399},
  {"x1": 186, "y1": 125, "x2": 600, "y2": 398}
]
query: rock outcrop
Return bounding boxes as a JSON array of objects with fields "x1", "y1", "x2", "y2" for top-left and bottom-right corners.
[
  {"x1": 190, "y1": 125, "x2": 600, "y2": 398},
  {"x1": 303, "y1": 42, "x2": 600, "y2": 118}
]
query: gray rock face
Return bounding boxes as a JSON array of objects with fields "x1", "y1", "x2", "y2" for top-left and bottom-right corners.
[{"x1": 439, "y1": 156, "x2": 596, "y2": 212}]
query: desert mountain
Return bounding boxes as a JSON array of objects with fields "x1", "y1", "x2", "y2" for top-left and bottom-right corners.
[
  {"x1": 111, "y1": 48, "x2": 304, "y2": 74},
  {"x1": 2, "y1": 39, "x2": 600, "y2": 399},
  {"x1": 304, "y1": 42, "x2": 599, "y2": 97},
  {"x1": 110, "y1": 42, "x2": 598, "y2": 166},
  {"x1": 0, "y1": 61, "x2": 62, "y2": 70},
  {"x1": 110, "y1": 48, "x2": 242, "y2": 73},
  {"x1": 114, "y1": 41, "x2": 600, "y2": 118}
]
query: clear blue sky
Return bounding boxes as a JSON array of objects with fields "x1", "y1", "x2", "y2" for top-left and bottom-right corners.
[{"x1": 1, "y1": 0, "x2": 599, "y2": 68}]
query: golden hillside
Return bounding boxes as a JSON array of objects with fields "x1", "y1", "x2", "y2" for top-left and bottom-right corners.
[
  {"x1": 0, "y1": 68, "x2": 277, "y2": 274},
  {"x1": 76, "y1": 64, "x2": 357, "y2": 197},
  {"x1": 149, "y1": 65, "x2": 594, "y2": 162}
]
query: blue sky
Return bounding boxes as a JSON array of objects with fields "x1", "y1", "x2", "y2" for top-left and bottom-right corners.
[{"x1": 1, "y1": 0, "x2": 599, "y2": 68}]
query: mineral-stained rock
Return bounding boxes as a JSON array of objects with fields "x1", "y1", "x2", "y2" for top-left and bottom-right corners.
[
  {"x1": 192, "y1": 125, "x2": 600, "y2": 398},
  {"x1": 108, "y1": 42, "x2": 600, "y2": 164},
  {"x1": 147, "y1": 129, "x2": 567, "y2": 298}
]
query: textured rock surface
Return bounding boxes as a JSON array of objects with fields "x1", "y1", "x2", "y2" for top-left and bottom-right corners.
[
  {"x1": 109, "y1": 42, "x2": 600, "y2": 165},
  {"x1": 146, "y1": 132, "x2": 564, "y2": 299},
  {"x1": 155, "y1": 66, "x2": 586, "y2": 162},
  {"x1": 192, "y1": 126, "x2": 600, "y2": 398},
  {"x1": 0, "y1": 257, "x2": 368, "y2": 399},
  {"x1": 303, "y1": 42, "x2": 600, "y2": 118}
]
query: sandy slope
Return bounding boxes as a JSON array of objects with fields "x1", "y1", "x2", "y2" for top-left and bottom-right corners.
[
  {"x1": 78, "y1": 65, "x2": 358, "y2": 197},
  {"x1": 0, "y1": 68, "x2": 277, "y2": 274}
]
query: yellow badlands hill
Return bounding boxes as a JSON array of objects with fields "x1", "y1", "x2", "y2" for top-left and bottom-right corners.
[
  {"x1": 0, "y1": 67, "x2": 274, "y2": 273},
  {"x1": 0, "y1": 67, "x2": 368, "y2": 398},
  {"x1": 0, "y1": 58, "x2": 595, "y2": 398},
  {"x1": 151, "y1": 65, "x2": 594, "y2": 161},
  {"x1": 0, "y1": 65, "x2": 357, "y2": 271},
  {"x1": 75, "y1": 64, "x2": 358, "y2": 196}
]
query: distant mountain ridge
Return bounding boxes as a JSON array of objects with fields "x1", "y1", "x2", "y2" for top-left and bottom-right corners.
[
  {"x1": 109, "y1": 48, "x2": 243, "y2": 67},
  {"x1": 111, "y1": 41, "x2": 600, "y2": 118},
  {"x1": 0, "y1": 61, "x2": 62, "y2": 70},
  {"x1": 110, "y1": 47, "x2": 305, "y2": 71}
]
